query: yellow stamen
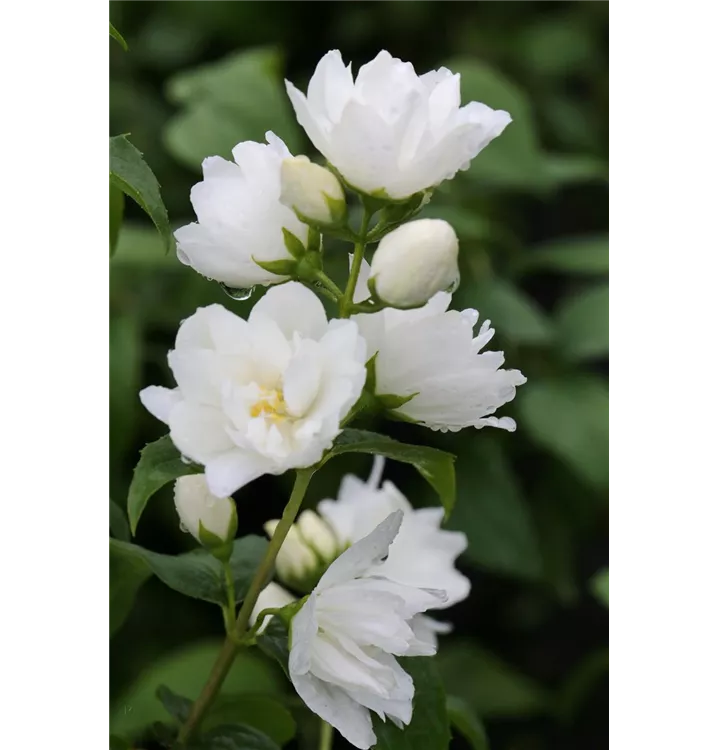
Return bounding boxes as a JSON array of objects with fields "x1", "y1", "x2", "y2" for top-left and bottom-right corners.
[{"x1": 250, "y1": 388, "x2": 288, "y2": 422}]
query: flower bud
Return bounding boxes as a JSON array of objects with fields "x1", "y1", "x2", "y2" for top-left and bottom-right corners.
[
  {"x1": 369, "y1": 218, "x2": 459, "y2": 308},
  {"x1": 250, "y1": 582, "x2": 296, "y2": 634},
  {"x1": 264, "y1": 520, "x2": 319, "y2": 585},
  {"x1": 174, "y1": 475, "x2": 237, "y2": 548},
  {"x1": 296, "y1": 510, "x2": 340, "y2": 561},
  {"x1": 280, "y1": 156, "x2": 346, "y2": 226}
]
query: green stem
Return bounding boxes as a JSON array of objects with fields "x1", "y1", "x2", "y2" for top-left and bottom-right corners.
[
  {"x1": 319, "y1": 720, "x2": 334, "y2": 750},
  {"x1": 177, "y1": 468, "x2": 315, "y2": 744},
  {"x1": 340, "y1": 208, "x2": 372, "y2": 317},
  {"x1": 313, "y1": 270, "x2": 344, "y2": 300},
  {"x1": 222, "y1": 562, "x2": 236, "y2": 634}
]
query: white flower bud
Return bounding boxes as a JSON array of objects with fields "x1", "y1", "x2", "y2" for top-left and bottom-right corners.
[
  {"x1": 250, "y1": 582, "x2": 296, "y2": 634},
  {"x1": 369, "y1": 219, "x2": 460, "y2": 308},
  {"x1": 264, "y1": 520, "x2": 319, "y2": 584},
  {"x1": 174, "y1": 475, "x2": 237, "y2": 547},
  {"x1": 280, "y1": 155, "x2": 346, "y2": 225},
  {"x1": 296, "y1": 510, "x2": 340, "y2": 560}
]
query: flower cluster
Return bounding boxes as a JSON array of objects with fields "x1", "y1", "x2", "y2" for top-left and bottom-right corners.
[{"x1": 137, "y1": 49, "x2": 526, "y2": 749}]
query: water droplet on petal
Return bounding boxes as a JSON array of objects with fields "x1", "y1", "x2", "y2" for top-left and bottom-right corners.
[
  {"x1": 220, "y1": 283, "x2": 255, "y2": 301},
  {"x1": 180, "y1": 455, "x2": 192, "y2": 465}
]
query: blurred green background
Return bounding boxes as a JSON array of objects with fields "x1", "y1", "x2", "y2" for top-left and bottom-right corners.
[{"x1": 109, "y1": 2, "x2": 608, "y2": 749}]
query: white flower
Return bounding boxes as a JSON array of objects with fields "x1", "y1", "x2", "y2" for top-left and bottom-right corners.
[
  {"x1": 318, "y1": 457, "x2": 470, "y2": 608},
  {"x1": 285, "y1": 50, "x2": 511, "y2": 200},
  {"x1": 369, "y1": 219, "x2": 459, "y2": 308},
  {"x1": 289, "y1": 511, "x2": 446, "y2": 749},
  {"x1": 173, "y1": 475, "x2": 237, "y2": 546},
  {"x1": 140, "y1": 283, "x2": 367, "y2": 498},
  {"x1": 174, "y1": 132, "x2": 308, "y2": 289},
  {"x1": 280, "y1": 156, "x2": 346, "y2": 225},
  {"x1": 250, "y1": 582, "x2": 296, "y2": 635},
  {"x1": 353, "y1": 260, "x2": 526, "y2": 432}
]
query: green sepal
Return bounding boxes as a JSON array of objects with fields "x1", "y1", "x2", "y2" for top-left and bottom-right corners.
[
  {"x1": 378, "y1": 391, "x2": 419, "y2": 410},
  {"x1": 110, "y1": 23, "x2": 128, "y2": 51},
  {"x1": 281, "y1": 227, "x2": 307, "y2": 259},
  {"x1": 295, "y1": 251, "x2": 323, "y2": 282},
  {"x1": 307, "y1": 226, "x2": 321, "y2": 254},
  {"x1": 277, "y1": 596, "x2": 308, "y2": 627},
  {"x1": 252, "y1": 256, "x2": 297, "y2": 276},
  {"x1": 324, "y1": 192, "x2": 348, "y2": 224},
  {"x1": 364, "y1": 352, "x2": 378, "y2": 393}
]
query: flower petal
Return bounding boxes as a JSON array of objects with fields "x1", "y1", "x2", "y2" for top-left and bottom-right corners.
[
  {"x1": 250, "y1": 282, "x2": 328, "y2": 341},
  {"x1": 317, "y1": 511, "x2": 403, "y2": 591}
]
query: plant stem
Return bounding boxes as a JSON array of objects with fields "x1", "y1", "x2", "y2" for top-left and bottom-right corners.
[
  {"x1": 313, "y1": 270, "x2": 344, "y2": 300},
  {"x1": 177, "y1": 468, "x2": 315, "y2": 744},
  {"x1": 222, "y1": 561, "x2": 236, "y2": 633},
  {"x1": 340, "y1": 208, "x2": 372, "y2": 317},
  {"x1": 319, "y1": 720, "x2": 334, "y2": 750}
]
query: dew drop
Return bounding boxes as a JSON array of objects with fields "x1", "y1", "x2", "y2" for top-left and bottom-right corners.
[
  {"x1": 220, "y1": 283, "x2": 255, "y2": 301},
  {"x1": 180, "y1": 455, "x2": 192, "y2": 465}
]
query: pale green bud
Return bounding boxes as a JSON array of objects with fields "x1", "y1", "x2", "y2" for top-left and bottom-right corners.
[
  {"x1": 296, "y1": 510, "x2": 340, "y2": 561},
  {"x1": 280, "y1": 156, "x2": 346, "y2": 226},
  {"x1": 174, "y1": 475, "x2": 237, "y2": 548},
  {"x1": 369, "y1": 218, "x2": 459, "y2": 308}
]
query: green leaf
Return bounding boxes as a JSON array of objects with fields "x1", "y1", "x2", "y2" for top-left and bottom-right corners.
[
  {"x1": 110, "y1": 498, "x2": 131, "y2": 542},
  {"x1": 191, "y1": 724, "x2": 281, "y2": 750},
  {"x1": 127, "y1": 435, "x2": 201, "y2": 535},
  {"x1": 418, "y1": 204, "x2": 500, "y2": 244},
  {"x1": 163, "y1": 47, "x2": 302, "y2": 171},
  {"x1": 448, "y1": 441, "x2": 542, "y2": 580},
  {"x1": 447, "y1": 696, "x2": 490, "y2": 750},
  {"x1": 543, "y1": 154, "x2": 608, "y2": 188},
  {"x1": 110, "y1": 640, "x2": 284, "y2": 737},
  {"x1": 518, "y1": 376, "x2": 608, "y2": 490},
  {"x1": 555, "y1": 283, "x2": 609, "y2": 361},
  {"x1": 374, "y1": 657, "x2": 450, "y2": 750},
  {"x1": 109, "y1": 134, "x2": 174, "y2": 254},
  {"x1": 256, "y1": 616, "x2": 290, "y2": 677},
  {"x1": 110, "y1": 315, "x2": 142, "y2": 467},
  {"x1": 445, "y1": 58, "x2": 544, "y2": 191},
  {"x1": 156, "y1": 684, "x2": 192, "y2": 722},
  {"x1": 110, "y1": 736, "x2": 130, "y2": 750},
  {"x1": 462, "y1": 278, "x2": 553, "y2": 346},
  {"x1": 110, "y1": 539, "x2": 152, "y2": 637},
  {"x1": 555, "y1": 649, "x2": 609, "y2": 724},
  {"x1": 111, "y1": 223, "x2": 179, "y2": 268},
  {"x1": 109, "y1": 536, "x2": 267, "y2": 605},
  {"x1": 591, "y1": 568, "x2": 609, "y2": 607},
  {"x1": 438, "y1": 641, "x2": 549, "y2": 718},
  {"x1": 110, "y1": 23, "x2": 128, "y2": 51},
  {"x1": 203, "y1": 695, "x2": 296, "y2": 745},
  {"x1": 519, "y1": 235, "x2": 609, "y2": 276},
  {"x1": 323, "y1": 429, "x2": 456, "y2": 518},
  {"x1": 110, "y1": 183, "x2": 124, "y2": 255}
]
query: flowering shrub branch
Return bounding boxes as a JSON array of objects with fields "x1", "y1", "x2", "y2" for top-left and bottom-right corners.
[{"x1": 113, "y1": 45, "x2": 526, "y2": 750}]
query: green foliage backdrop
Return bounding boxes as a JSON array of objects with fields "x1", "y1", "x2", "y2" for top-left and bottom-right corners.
[{"x1": 109, "y1": 3, "x2": 608, "y2": 749}]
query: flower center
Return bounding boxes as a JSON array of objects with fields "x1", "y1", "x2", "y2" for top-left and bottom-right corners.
[{"x1": 250, "y1": 386, "x2": 288, "y2": 422}]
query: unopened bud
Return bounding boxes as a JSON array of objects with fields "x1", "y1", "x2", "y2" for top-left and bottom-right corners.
[
  {"x1": 250, "y1": 582, "x2": 296, "y2": 634},
  {"x1": 369, "y1": 219, "x2": 459, "y2": 308},
  {"x1": 296, "y1": 510, "x2": 340, "y2": 560},
  {"x1": 280, "y1": 156, "x2": 346, "y2": 226},
  {"x1": 174, "y1": 475, "x2": 237, "y2": 548},
  {"x1": 264, "y1": 520, "x2": 319, "y2": 583}
]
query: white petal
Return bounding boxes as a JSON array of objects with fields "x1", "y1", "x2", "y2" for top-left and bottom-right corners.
[
  {"x1": 317, "y1": 511, "x2": 403, "y2": 591},
  {"x1": 250, "y1": 282, "x2": 328, "y2": 341},
  {"x1": 283, "y1": 340, "x2": 323, "y2": 417},
  {"x1": 139, "y1": 386, "x2": 181, "y2": 424},
  {"x1": 203, "y1": 449, "x2": 270, "y2": 497},
  {"x1": 168, "y1": 402, "x2": 233, "y2": 464},
  {"x1": 290, "y1": 671, "x2": 376, "y2": 750}
]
